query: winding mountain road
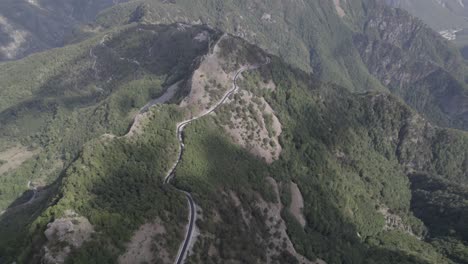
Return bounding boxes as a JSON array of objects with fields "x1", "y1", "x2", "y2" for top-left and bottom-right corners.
[{"x1": 164, "y1": 58, "x2": 269, "y2": 264}]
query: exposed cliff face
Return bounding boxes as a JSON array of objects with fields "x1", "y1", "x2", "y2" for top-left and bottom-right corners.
[{"x1": 354, "y1": 1, "x2": 468, "y2": 129}]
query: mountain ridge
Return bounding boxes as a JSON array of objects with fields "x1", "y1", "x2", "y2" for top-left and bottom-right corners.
[
  {"x1": 0, "y1": 24, "x2": 466, "y2": 263},
  {"x1": 91, "y1": 0, "x2": 468, "y2": 131},
  {"x1": 0, "y1": 1, "x2": 467, "y2": 264}
]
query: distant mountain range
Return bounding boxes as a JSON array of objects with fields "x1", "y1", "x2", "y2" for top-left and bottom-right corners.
[
  {"x1": 386, "y1": 0, "x2": 468, "y2": 30},
  {"x1": 385, "y1": 0, "x2": 468, "y2": 50},
  {"x1": 0, "y1": 0, "x2": 128, "y2": 61},
  {"x1": 0, "y1": 1, "x2": 467, "y2": 264}
]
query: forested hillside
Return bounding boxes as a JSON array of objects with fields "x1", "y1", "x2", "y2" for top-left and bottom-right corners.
[
  {"x1": 0, "y1": 0, "x2": 467, "y2": 264},
  {"x1": 93, "y1": 0, "x2": 468, "y2": 131},
  {"x1": 0, "y1": 23, "x2": 219, "y2": 240},
  {"x1": 1, "y1": 28, "x2": 467, "y2": 263},
  {"x1": 0, "y1": 0, "x2": 128, "y2": 61}
]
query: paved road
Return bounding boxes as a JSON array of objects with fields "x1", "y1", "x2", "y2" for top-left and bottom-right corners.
[{"x1": 164, "y1": 58, "x2": 269, "y2": 264}]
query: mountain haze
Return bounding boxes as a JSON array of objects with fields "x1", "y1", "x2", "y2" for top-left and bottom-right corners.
[
  {"x1": 0, "y1": 0, "x2": 467, "y2": 264},
  {"x1": 95, "y1": 0, "x2": 468, "y2": 129},
  {"x1": 0, "y1": 0, "x2": 128, "y2": 61}
]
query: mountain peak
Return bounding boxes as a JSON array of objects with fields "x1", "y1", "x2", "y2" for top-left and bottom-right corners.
[{"x1": 0, "y1": 1, "x2": 468, "y2": 264}]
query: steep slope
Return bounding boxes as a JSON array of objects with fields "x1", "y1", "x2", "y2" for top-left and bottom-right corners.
[
  {"x1": 384, "y1": 0, "x2": 468, "y2": 61},
  {"x1": 0, "y1": 23, "x2": 221, "y2": 254},
  {"x1": 0, "y1": 1, "x2": 468, "y2": 263},
  {"x1": 0, "y1": 0, "x2": 129, "y2": 61},
  {"x1": 354, "y1": 1, "x2": 468, "y2": 129},
  {"x1": 228, "y1": 60, "x2": 468, "y2": 264},
  {"x1": 96, "y1": 0, "x2": 384, "y2": 91},
  {"x1": 1, "y1": 27, "x2": 467, "y2": 264},
  {"x1": 93, "y1": 0, "x2": 468, "y2": 132},
  {"x1": 385, "y1": 0, "x2": 468, "y2": 31}
]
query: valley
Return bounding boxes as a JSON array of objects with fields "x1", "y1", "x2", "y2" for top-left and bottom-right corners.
[{"x1": 0, "y1": 1, "x2": 467, "y2": 264}]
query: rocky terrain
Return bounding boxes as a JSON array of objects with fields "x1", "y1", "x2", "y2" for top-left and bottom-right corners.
[{"x1": 0, "y1": 1, "x2": 467, "y2": 264}]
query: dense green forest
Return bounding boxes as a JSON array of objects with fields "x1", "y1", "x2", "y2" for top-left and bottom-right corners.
[
  {"x1": 1, "y1": 30, "x2": 467, "y2": 264},
  {"x1": 94, "y1": 0, "x2": 468, "y2": 130},
  {"x1": 0, "y1": 0, "x2": 467, "y2": 263},
  {"x1": 251, "y1": 60, "x2": 468, "y2": 263},
  {"x1": 0, "y1": 24, "x2": 222, "y2": 262},
  {"x1": 0, "y1": 23, "x2": 219, "y2": 211}
]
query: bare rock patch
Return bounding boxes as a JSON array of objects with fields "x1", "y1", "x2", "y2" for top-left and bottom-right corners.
[
  {"x1": 289, "y1": 182, "x2": 307, "y2": 228},
  {"x1": 256, "y1": 177, "x2": 320, "y2": 264},
  {"x1": 223, "y1": 90, "x2": 282, "y2": 163},
  {"x1": 42, "y1": 210, "x2": 94, "y2": 264},
  {"x1": 119, "y1": 219, "x2": 171, "y2": 264}
]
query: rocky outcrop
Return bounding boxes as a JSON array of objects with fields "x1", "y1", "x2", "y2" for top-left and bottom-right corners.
[
  {"x1": 289, "y1": 182, "x2": 306, "y2": 228},
  {"x1": 378, "y1": 206, "x2": 416, "y2": 236},
  {"x1": 42, "y1": 210, "x2": 94, "y2": 264}
]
